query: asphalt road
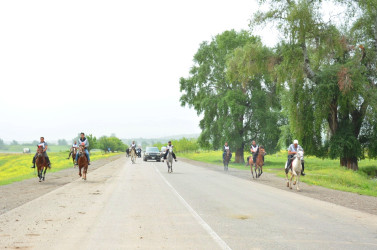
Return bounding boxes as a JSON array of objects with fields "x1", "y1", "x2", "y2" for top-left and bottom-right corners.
[{"x1": 1, "y1": 155, "x2": 377, "y2": 249}]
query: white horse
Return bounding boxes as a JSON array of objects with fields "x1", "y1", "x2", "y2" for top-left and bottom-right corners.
[
  {"x1": 166, "y1": 147, "x2": 173, "y2": 173},
  {"x1": 285, "y1": 150, "x2": 304, "y2": 191}
]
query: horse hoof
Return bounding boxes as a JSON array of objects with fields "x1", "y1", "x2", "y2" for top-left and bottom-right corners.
[
  {"x1": 39, "y1": 180, "x2": 41, "y2": 182},
  {"x1": 293, "y1": 181, "x2": 296, "y2": 185},
  {"x1": 286, "y1": 182, "x2": 289, "y2": 187}
]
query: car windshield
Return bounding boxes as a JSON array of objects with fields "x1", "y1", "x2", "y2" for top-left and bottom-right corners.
[{"x1": 146, "y1": 147, "x2": 159, "y2": 153}]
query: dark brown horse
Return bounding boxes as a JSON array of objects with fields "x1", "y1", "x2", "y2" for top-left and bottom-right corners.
[
  {"x1": 35, "y1": 146, "x2": 48, "y2": 182},
  {"x1": 223, "y1": 149, "x2": 231, "y2": 171},
  {"x1": 255, "y1": 146, "x2": 266, "y2": 178},
  {"x1": 77, "y1": 145, "x2": 89, "y2": 180}
]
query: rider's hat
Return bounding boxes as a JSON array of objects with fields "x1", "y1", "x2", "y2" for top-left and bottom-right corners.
[{"x1": 293, "y1": 139, "x2": 298, "y2": 144}]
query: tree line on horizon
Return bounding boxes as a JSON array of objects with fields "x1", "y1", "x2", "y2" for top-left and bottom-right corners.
[{"x1": 179, "y1": 0, "x2": 377, "y2": 170}]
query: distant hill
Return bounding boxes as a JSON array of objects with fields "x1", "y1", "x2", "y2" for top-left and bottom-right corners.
[{"x1": 121, "y1": 133, "x2": 199, "y2": 147}]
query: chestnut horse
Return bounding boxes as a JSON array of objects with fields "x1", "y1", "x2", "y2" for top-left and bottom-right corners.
[
  {"x1": 248, "y1": 146, "x2": 266, "y2": 179},
  {"x1": 130, "y1": 147, "x2": 136, "y2": 164},
  {"x1": 255, "y1": 146, "x2": 266, "y2": 178},
  {"x1": 77, "y1": 145, "x2": 89, "y2": 180},
  {"x1": 35, "y1": 146, "x2": 48, "y2": 182}
]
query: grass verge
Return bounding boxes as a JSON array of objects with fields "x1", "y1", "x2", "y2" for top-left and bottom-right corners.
[
  {"x1": 179, "y1": 151, "x2": 377, "y2": 197},
  {"x1": 0, "y1": 152, "x2": 122, "y2": 185}
]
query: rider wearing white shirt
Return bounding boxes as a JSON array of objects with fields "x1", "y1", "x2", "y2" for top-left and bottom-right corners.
[
  {"x1": 75, "y1": 132, "x2": 90, "y2": 165},
  {"x1": 31, "y1": 137, "x2": 51, "y2": 168},
  {"x1": 223, "y1": 142, "x2": 232, "y2": 161},
  {"x1": 286, "y1": 139, "x2": 305, "y2": 176},
  {"x1": 67, "y1": 141, "x2": 78, "y2": 159},
  {"x1": 246, "y1": 141, "x2": 263, "y2": 166},
  {"x1": 163, "y1": 141, "x2": 177, "y2": 162}
]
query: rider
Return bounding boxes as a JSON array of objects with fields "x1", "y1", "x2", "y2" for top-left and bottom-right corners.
[
  {"x1": 67, "y1": 141, "x2": 78, "y2": 159},
  {"x1": 163, "y1": 141, "x2": 177, "y2": 162},
  {"x1": 245, "y1": 140, "x2": 264, "y2": 166},
  {"x1": 31, "y1": 137, "x2": 51, "y2": 169},
  {"x1": 223, "y1": 142, "x2": 232, "y2": 161},
  {"x1": 75, "y1": 132, "x2": 90, "y2": 165},
  {"x1": 285, "y1": 139, "x2": 305, "y2": 176},
  {"x1": 130, "y1": 141, "x2": 137, "y2": 153}
]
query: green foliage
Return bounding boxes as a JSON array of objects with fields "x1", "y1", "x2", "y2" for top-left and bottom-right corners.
[
  {"x1": 180, "y1": 30, "x2": 282, "y2": 162},
  {"x1": 11, "y1": 140, "x2": 18, "y2": 145},
  {"x1": 252, "y1": 0, "x2": 377, "y2": 169},
  {"x1": 97, "y1": 136, "x2": 127, "y2": 152},
  {"x1": 153, "y1": 138, "x2": 199, "y2": 153}
]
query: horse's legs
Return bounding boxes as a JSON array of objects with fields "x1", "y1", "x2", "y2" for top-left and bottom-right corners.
[
  {"x1": 83, "y1": 166, "x2": 87, "y2": 180},
  {"x1": 296, "y1": 174, "x2": 300, "y2": 191},
  {"x1": 42, "y1": 167, "x2": 47, "y2": 181},
  {"x1": 79, "y1": 166, "x2": 82, "y2": 177},
  {"x1": 38, "y1": 168, "x2": 42, "y2": 182},
  {"x1": 285, "y1": 173, "x2": 290, "y2": 187}
]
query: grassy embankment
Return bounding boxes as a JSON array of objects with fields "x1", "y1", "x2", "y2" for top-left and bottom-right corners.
[
  {"x1": 0, "y1": 151, "x2": 122, "y2": 185},
  {"x1": 180, "y1": 151, "x2": 377, "y2": 197}
]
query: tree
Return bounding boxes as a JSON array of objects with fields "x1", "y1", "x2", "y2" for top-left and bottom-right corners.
[
  {"x1": 97, "y1": 136, "x2": 127, "y2": 152},
  {"x1": 11, "y1": 140, "x2": 18, "y2": 145},
  {"x1": 180, "y1": 30, "x2": 281, "y2": 163},
  {"x1": 253, "y1": 0, "x2": 377, "y2": 170}
]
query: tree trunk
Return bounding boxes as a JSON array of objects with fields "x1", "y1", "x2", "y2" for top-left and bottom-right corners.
[
  {"x1": 235, "y1": 147, "x2": 244, "y2": 164},
  {"x1": 340, "y1": 157, "x2": 358, "y2": 171}
]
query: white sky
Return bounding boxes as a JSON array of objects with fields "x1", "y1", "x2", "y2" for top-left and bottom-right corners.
[{"x1": 0, "y1": 0, "x2": 278, "y2": 142}]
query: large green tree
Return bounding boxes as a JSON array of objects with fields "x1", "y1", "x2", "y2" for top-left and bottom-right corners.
[
  {"x1": 180, "y1": 30, "x2": 281, "y2": 162},
  {"x1": 253, "y1": 0, "x2": 377, "y2": 170}
]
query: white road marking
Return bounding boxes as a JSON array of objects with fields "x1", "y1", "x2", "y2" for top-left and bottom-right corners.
[{"x1": 154, "y1": 165, "x2": 232, "y2": 250}]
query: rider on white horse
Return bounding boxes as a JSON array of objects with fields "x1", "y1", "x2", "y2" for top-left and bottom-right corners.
[
  {"x1": 163, "y1": 141, "x2": 177, "y2": 162},
  {"x1": 285, "y1": 139, "x2": 305, "y2": 176},
  {"x1": 223, "y1": 142, "x2": 232, "y2": 161}
]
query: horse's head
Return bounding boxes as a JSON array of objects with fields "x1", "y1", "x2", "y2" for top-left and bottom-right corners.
[
  {"x1": 37, "y1": 146, "x2": 44, "y2": 156},
  {"x1": 226, "y1": 149, "x2": 230, "y2": 156},
  {"x1": 78, "y1": 145, "x2": 85, "y2": 156},
  {"x1": 296, "y1": 150, "x2": 304, "y2": 160},
  {"x1": 259, "y1": 146, "x2": 266, "y2": 155}
]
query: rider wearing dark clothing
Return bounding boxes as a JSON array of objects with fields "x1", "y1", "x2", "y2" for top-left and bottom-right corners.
[
  {"x1": 163, "y1": 141, "x2": 177, "y2": 162},
  {"x1": 285, "y1": 140, "x2": 305, "y2": 175},
  {"x1": 31, "y1": 137, "x2": 51, "y2": 168},
  {"x1": 67, "y1": 141, "x2": 78, "y2": 159}
]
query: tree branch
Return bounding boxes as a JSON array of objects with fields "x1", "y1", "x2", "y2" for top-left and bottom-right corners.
[{"x1": 301, "y1": 42, "x2": 316, "y2": 81}]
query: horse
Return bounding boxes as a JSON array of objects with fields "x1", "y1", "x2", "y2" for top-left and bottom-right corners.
[
  {"x1": 285, "y1": 150, "x2": 304, "y2": 191},
  {"x1": 126, "y1": 148, "x2": 130, "y2": 157},
  {"x1": 77, "y1": 145, "x2": 89, "y2": 180},
  {"x1": 166, "y1": 147, "x2": 173, "y2": 173},
  {"x1": 70, "y1": 147, "x2": 77, "y2": 165},
  {"x1": 130, "y1": 147, "x2": 136, "y2": 164},
  {"x1": 255, "y1": 146, "x2": 266, "y2": 178},
  {"x1": 223, "y1": 149, "x2": 231, "y2": 171},
  {"x1": 35, "y1": 146, "x2": 48, "y2": 182}
]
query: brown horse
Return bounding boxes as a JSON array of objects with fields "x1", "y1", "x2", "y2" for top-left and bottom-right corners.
[
  {"x1": 35, "y1": 146, "x2": 48, "y2": 182},
  {"x1": 77, "y1": 145, "x2": 89, "y2": 180},
  {"x1": 255, "y1": 146, "x2": 266, "y2": 178}
]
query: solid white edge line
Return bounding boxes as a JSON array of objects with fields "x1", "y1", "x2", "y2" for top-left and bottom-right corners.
[{"x1": 154, "y1": 165, "x2": 232, "y2": 250}]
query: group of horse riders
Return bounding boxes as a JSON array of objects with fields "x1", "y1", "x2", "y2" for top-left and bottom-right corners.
[
  {"x1": 222, "y1": 139, "x2": 305, "y2": 176},
  {"x1": 31, "y1": 132, "x2": 91, "y2": 169}
]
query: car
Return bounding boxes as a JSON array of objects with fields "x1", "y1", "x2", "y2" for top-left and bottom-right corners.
[{"x1": 143, "y1": 147, "x2": 161, "y2": 162}]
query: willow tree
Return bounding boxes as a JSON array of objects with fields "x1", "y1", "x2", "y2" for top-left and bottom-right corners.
[
  {"x1": 253, "y1": 0, "x2": 377, "y2": 170},
  {"x1": 180, "y1": 30, "x2": 281, "y2": 163}
]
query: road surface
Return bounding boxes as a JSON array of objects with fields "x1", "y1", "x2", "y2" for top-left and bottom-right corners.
[{"x1": 1, "y1": 155, "x2": 376, "y2": 249}]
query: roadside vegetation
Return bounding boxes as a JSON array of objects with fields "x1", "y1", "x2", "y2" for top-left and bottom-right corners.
[
  {"x1": 0, "y1": 151, "x2": 121, "y2": 186},
  {"x1": 180, "y1": 150, "x2": 377, "y2": 197}
]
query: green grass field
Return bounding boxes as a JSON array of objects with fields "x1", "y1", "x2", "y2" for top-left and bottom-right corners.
[
  {"x1": 0, "y1": 152, "x2": 122, "y2": 185},
  {"x1": 179, "y1": 151, "x2": 377, "y2": 197}
]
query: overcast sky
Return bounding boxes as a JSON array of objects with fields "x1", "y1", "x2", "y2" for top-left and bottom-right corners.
[{"x1": 0, "y1": 0, "x2": 280, "y2": 142}]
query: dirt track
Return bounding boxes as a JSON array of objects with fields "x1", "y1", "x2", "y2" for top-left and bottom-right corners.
[{"x1": 0, "y1": 154, "x2": 123, "y2": 215}]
